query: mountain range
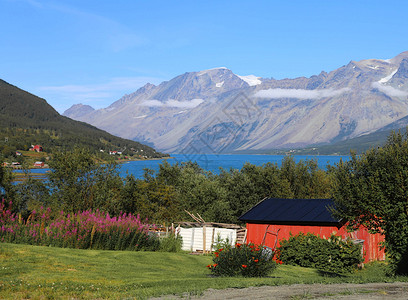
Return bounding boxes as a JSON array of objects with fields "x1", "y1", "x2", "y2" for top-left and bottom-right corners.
[{"x1": 64, "y1": 51, "x2": 408, "y2": 154}]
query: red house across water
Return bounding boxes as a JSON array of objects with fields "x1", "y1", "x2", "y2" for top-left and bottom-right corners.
[{"x1": 239, "y1": 198, "x2": 385, "y2": 263}]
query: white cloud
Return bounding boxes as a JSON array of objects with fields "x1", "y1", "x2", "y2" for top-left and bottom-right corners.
[
  {"x1": 166, "y1": 99, "x2": 204, "y2": 108},
  {"x1": 140, "y1": 100, "x2": 163, "y2": 107},
  {"x1": 371, "y1": 82, "x2": 408, "y2": 98},
  {"x1": 140, "y1": 98, "x2": 204, "y2": 109},
  {"x1": 254, "y1": 87, "x2": 350, "y2": 99}
]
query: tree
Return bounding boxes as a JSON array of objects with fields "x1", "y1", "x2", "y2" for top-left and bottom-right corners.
[
  {"x1": 332, "y1": 131, "x2": 408, "y2": 274},
  {"x1": 0, "y1": 156, "x2": 15, "y2": 200},
  {"x1": 47, "y1": 148, "x2": 122, "y2": 213}
]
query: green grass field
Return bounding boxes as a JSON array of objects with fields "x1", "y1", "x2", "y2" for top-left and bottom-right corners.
[{"x1": 0, "y1": 243, "x2": 407, "y2": 299}]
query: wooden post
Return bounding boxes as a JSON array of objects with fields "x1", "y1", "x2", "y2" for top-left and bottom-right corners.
[
  {"x1": 191, "y1": 228, "x2": 195, "y2": 252},
  {"x1": 243, "y1": 228, "x2": 247, "y2": 244},
  {"x1": 203, "y1": 225, "x2": 206, "y2": 254},
  {"x1": 211, "y1": 227, "x2": 215, "y2": 253}
]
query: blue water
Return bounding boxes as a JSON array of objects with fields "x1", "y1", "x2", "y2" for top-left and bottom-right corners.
[
  {"x1": 18, "y1": 154, "x2": 349, "y2": 179},
  {"x1": 118, "y1": 154, "x2": 350, "y2": 179}
]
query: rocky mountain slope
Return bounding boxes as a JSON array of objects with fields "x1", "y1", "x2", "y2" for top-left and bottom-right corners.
[{"x1": 64, "y1": 52, "x2": 408, "y2": 153}]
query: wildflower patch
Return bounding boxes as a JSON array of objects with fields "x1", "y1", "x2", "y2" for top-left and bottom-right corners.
[{"x1": 0, "y1": 199, "x2": 159, "y2": 251}]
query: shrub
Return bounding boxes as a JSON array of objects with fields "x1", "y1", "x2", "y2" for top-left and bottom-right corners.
[
  {"x1": 207, "y1": 242, "x2": 277, "y2": 277},
  {"x1": 159, "y1": 234, "x2": 183, "y2": 252},
  {"x1": 277, "y1": 232, "x2": 363, "y2": 274}
]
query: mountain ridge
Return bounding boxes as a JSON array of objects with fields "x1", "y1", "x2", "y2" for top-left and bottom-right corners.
[{"x1": 64, "y1": 51, "x2": 408, "y2": 154}]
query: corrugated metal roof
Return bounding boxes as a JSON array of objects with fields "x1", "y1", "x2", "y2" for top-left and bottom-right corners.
[{"x1": 239, "y1": 198, "x2": 341, "y2": 225}]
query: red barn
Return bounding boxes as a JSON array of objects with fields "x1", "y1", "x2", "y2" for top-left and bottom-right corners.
[{"x1": 239, "y1": 198, "x2": 385, "y2": 263}]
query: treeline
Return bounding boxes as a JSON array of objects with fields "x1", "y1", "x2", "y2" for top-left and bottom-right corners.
[{"x1": 0, "y1": 148, "x2": 334, "y2": 224}]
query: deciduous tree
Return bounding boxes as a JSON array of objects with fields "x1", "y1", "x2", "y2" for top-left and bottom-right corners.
[{"x1": 332, "y1": 131, "x2": 408, "y2": 274}]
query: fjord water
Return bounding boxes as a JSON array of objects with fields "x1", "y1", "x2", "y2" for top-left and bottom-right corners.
[{"x1": 119, "y1": 154, "x2": 350, "y2": 179}]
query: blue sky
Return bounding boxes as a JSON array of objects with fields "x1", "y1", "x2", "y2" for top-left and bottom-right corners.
[{"x1": 1, "y1": 0, "x2": 407, "y2": 113}]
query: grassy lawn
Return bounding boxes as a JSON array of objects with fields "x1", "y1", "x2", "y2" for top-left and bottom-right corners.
[{"x1": 0, "y1": 243, "x2": 407, "y2": 299}]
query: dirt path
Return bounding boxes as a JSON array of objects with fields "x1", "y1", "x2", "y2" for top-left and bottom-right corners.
[{"x1": 153, "y1": 282, "x2": 408, "y2": 299}]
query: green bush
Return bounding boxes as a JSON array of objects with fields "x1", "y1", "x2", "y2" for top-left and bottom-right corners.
[
  {"x1": 277, "y1": 233, "x2": 363, "y2": 274},
  {"x1": 159, "y1": 234, "x2": 183, "y2": 252},
  {"x1": 207, "y1": 242, "x2": 277, "y2": 277}
]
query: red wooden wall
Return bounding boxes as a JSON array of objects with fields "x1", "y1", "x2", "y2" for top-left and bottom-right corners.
[{"x1": 246, "y1": 223, "x2": 385, "y2": 263}]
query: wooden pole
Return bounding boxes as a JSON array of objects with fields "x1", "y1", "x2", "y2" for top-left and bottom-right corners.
[
  {"x1": 197, "y1": 213, "x2": 206, "y2": 223},
  {"x1": 203, "y1": 225, "x2": 206, "y2": 254},
  {"x1": 211, "y1": 227, "x2": 215, "y2": 253}
]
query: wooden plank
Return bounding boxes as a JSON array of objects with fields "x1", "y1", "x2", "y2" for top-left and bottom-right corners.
[
  {"x1": 203, "y1": 225, "x2": 206, "y2": 254},
  {"x1": 211, "y1": 227, "x2": 215, "y2": 252}
]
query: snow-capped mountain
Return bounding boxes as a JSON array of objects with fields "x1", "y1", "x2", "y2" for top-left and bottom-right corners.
[{"x1": 64, "y1": 51, "x2": 408, "y2": 153}]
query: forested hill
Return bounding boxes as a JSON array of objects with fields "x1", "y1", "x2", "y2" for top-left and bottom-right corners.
[{"x1": 0, "y1": 79, "x2": 168, "y2": 158}]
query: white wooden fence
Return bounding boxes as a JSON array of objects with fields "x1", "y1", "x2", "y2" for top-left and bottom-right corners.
[{"x1": 178, "y1": 226, "x2": 237, "y2": 252}]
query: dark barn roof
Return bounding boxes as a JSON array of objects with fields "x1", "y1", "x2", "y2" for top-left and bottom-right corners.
[{"x1": 239, "y1": 198, "x2": 341, "y2": 226}]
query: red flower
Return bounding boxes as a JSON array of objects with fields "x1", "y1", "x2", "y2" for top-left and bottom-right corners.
[
  {"x1": 219, "y1": 248, "x2": 223, "y2": 252},
  {"x1": 254, "y1": 259, "x2": 259, "y2": 263},
  {"x1": 213, "y1": 263, "x2": 218, "y2": 267},
  {"x1": 214, "y1": 252, "x2": 219, "y2": 257},
  {"x1": 235, "y1": 243, "x2": 241, "y2": 248},
  {"x1": 241, "y1": 264, "x2": 247, "y2": 268}
]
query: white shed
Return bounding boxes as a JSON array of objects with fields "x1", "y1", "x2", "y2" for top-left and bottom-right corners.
[{"x1": 176, "y1": 222, "x2": 245, "y2": 253}]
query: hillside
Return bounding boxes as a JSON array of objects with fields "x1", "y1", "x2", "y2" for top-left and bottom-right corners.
[
  {"x1": 0, "y1": 79, "x2": 167, "y2": 158},
  {"x1": 64, "y1": 51, "x2": 408, "y2": 155}
]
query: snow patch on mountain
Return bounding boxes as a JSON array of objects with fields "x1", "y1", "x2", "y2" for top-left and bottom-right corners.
[
  {"x1": 237, "y1": 74, "x2": 262, "y2": 86},
  {"x1": 378, "y1": 69, "x2": 399, "y2": 83},
  {"x1": 216, "y1": 81, "x2": 224, "y2": 88},
  {"x1": 134, "y1": 115, "x2": 148, "y2": 119}
]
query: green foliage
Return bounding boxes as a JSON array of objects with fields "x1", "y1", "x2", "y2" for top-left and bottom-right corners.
[
  {"x1": 332, "y1": 130, "x2": 408, "y2": 275},
  {"x1": 277, "y1": 233, "x2": 363, "y2": 274},
  {"x1": 212, "y1": 234, "x2": 232, "y2": 251},
  {"x1": 13, "y1": 176, "x2": 51, "y2": 216},
  {"x1": 153, "y1": 158, "x2": 333, "y2": 224},
  {"x1": 159, "y1": 234, "x2": 183, "y2": 252},
  {"x1": 0, "y1": 158, "x2": 14, "y2": 199},
  {"x1": 156, "y1": 161, "x2": 232, "y2": 223},
  {"x1": 47, "y1": 148, "x2": 121, "y2": 213},
  {"x1": 120, "y1": 173, "x2": 181, "y2": 223},
  {"x1": 208, "y1": 242, "x2": 277, "y2": 277}
]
